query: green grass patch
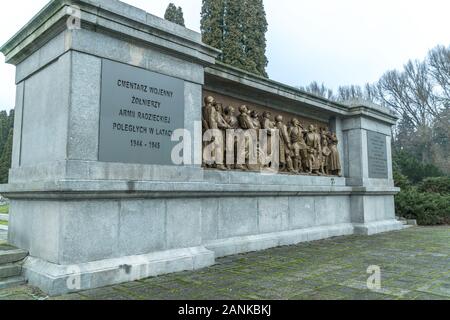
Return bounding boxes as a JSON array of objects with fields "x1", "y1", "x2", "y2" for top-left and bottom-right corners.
[
  {"x1": 0, "y1": 220, "x2": 8, "y2": 226},
  {"x1": 0, "y1": 204, "x2": 9, "y2": 214}
]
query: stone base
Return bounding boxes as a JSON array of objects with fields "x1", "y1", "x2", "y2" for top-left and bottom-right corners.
[
  {"x1": 1, "y1": 177, "x2": 402, "y2": 295},
  {"x1": 206, "y1": 223, "x2": 355, "y2": 258},
  {"x1": 23, "y1": 246, "x2": 215, "y2": 296},
  {"x1": 22, "y1": 222, "x2": 406, "y2": 296},
  {"x1": 353, "y1": 220, "x2": 405, "y2": 235}
]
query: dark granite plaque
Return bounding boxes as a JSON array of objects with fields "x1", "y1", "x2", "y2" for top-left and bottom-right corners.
[
  {"x1": 367, "y1": 131, "x2": 388, "y2": 179},
  {"x1": 99, "y1": 59, "x2": 185, "y2": 165}
]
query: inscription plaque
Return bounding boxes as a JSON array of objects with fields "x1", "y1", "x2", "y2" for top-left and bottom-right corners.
[
  {"x1": 99, "y1": 60, "x2": 184, "y2": 165},
  {"x1": 367, "y1": 131, "x2": 388, "y2": 179}
]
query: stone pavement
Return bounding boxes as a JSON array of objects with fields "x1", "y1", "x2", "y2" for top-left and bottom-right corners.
[
  {"x1": 0, "y1": 230, "x2": 7, "y2": 242},
  {"x1": 0, "y1": 226, "x2": 448, "y2": 300}
]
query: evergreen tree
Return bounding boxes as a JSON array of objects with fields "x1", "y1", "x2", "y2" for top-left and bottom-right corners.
[
  {"x1": 0, "y1": 128, "x2": 13, "y2": 184},
  {"x1": 164, "y1": 3, "x2": 185, "y2": 27},
  {"x1": 221, "y1": 0, "x2": 246, "y2": 70},
  {"x1": 201, "y1": 0, "x2": 269, "y2": 77},
  {"x1": 0, "y1": 111, "x2": 9, "y2": 156},
  {"x1": 242, "y1": 0, "x2": 268, "y2": 77},
  {"x1": 200, "y1": 0, "x2": 225, "y2": 59}
]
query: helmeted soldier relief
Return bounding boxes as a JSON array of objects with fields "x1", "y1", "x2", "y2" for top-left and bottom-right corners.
[
  {"x1": 236, "y1": 105, "x2": 254, "y2": 170},
  {"x1": 288, "y1": 118, "x2": 308, "y2": 173},
  {"x1": 224, "y1": 106, "x2": 239, "y2": 129},
  {"x1": 201, "y1": 96, "x2": 342, "y2": 177},
  {"x1": 214, "y1": 103, "x2": 230, "y2": 170},
  {"x1": 261, "y1": 111, "x2": 276, "y2": 168},
  {"x1": 202, "y1": 96, "x2": 218, "y2": 167},
  {"x1": 275, "y1": 115, "x2": 294, "y2": 173},
  {"x1": 224, "y1": 106, "x2": 239, "y2": 169},
  {"x1": 305, "y1": 124, "x2": 322, "y2": 174},
  {"x1": 321, "y1": 128, "x2": 332, "y2": 175},
  {"x1": 248, "y1": 110, "x2": 262, "y2": 170},
  {"x1": 328, "y1": 132, "x2": 342, "y2": 176}
]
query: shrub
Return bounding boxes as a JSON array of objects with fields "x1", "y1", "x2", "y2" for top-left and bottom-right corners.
[
  {"x1": 393, "y1": 150, "x2": 442, "y2": 183},
  {"x1": 393, "y1": 169, "x2": 411, "y2": 190},
  {"x1": 395, "y1": 187, "x2": 450, "y2": 225},
  {"x1": 418, "y1": 177, "x2": 450, "y2": 195}
]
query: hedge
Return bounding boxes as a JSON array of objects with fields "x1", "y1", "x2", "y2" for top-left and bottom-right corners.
[
  {"x1": 417, "y1": 177, "x2": 450, "y2": 195},
  {"x1": 395, "y1": 187, "x2": 450, "y2": 225}
]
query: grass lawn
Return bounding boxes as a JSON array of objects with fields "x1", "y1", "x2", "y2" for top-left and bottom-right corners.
[
  {"x1": 0, "y1": 220, "x2": 7, "y2": 226},
  {"x1": 0, "y1": 205, "x2": 9, "y2": 214}
]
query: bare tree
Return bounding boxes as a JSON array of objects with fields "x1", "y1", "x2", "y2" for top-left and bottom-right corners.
[
  {"x1": 364, "y1": 83, "x2": 378, "y2": 103},
  {"x1": 376, "y1": 61, "x2": 436, "y2": 128},
  {"x1": 297, "y1": 43, "x2": 450, "y2": 172},
  {"x1": 299, "y1": 81, "x2": 335, "y2": 100},
  {"x1": 336, "y1": 85, "x2": 363, "y2": 101},
  {"x1": 427, "y1": 45, "x2": 450, "y2": 103}
]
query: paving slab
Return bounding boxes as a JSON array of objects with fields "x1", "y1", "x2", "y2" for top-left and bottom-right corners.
[
  {"x1": 0, "y1": 226, "x2": 448, "y2": 300},
  {"x1": 0, "y1": 230, "x2": 8, "y2": 243}
]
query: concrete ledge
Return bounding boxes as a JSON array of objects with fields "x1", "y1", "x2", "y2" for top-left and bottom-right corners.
[
  {"x1": 353, "y1": 220, "x2": 405, "y2": 236},
  {"x1": 0, "y1": 214, "x2": 8, "y2": 222},
  {"x1": 0, "y1": 179, "x2": 400, "y2": 200},
  {"x1": 205, "y1": 224, "x2": 355, "y2": 258},
  {"x1": 23, "y1": 246, "x2": 215, "y2": 296},
  {"x1": 1, "y1": 0, "x2": 220, "y2": 66}
]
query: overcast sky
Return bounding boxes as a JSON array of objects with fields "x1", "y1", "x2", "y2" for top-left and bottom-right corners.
[{"x1": 0, "y1": 0, "x2": 449, "y2": 110}]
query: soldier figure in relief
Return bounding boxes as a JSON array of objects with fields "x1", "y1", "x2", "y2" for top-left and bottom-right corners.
[
  {"x1": 321, "y1": 127, "x2": 332, "y2": 175},
  {"x1": 202, "y1": 96, "x2": 218, "y2": 167},
  {"x1": 261, "y1": 111, "x2": 276, "y2": 168},
  {"x1": 201, "y1": 96, "x2": 342, "y2": 177},
  {"x1": 202, "y1": 96, "x2": 217, "y2": 131},
  {"x1": 224, "y1": 106, "x2": 239, "y2": 130},
  {"x1": 305, "y1": 124, "x2": 322, "y2": 175},
  {"x1": 328, "y1": 132, "x2": 342, "y2": 176},
  {"x1": 214, "y1": 103, "x2": 230, "y2": 170},
  {"x1": 236, "y1": 105, "x2": 254, "y2": 171},
  {"x1": 238, "y1": 105, "x2": 254, "y2": 130},
  {"x1": 248, "y1": 110, "x2": 262, "y2": 170},
  {"x1": 275, "y1": 115, "x2": 294, "y2": 173},
  {"x1": 288, "y1": 118, "x2": 308, "y2": 173},
  {"x1": 224, "y1": 106, "x2": 239, "y2": 169}
]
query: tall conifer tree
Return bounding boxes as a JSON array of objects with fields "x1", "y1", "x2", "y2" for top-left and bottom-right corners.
[
  {"x1": 221, "y1": 0, "x2": 246, "y2": 70},
  {"x1": 0, "y1": 129, "x2": 12, "y2": 184},
  {"x1": 164, "y1": 3, "x2": 185, "y2": 27},
  {"x1": 243, "y1": 0, "x2": 268, "y2": 77},
  {"x1": 201, "y1": 0, "x2": 268, "y2": 77},
  {"x1": 201, "y1": 0, "x2": 225, "y2": 60},
  {"x1": 0, "y1": 110, "x2": 14, "y2": 183}
]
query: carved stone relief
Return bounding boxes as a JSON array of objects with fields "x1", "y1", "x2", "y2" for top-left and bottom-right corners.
[{"x1": 202, "y1": 91, "x2": 342, "y2": 176}]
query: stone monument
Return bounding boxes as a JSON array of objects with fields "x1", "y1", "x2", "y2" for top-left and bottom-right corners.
[{"x1": 0, "y1": 0, "x2": 403, "y2": 295}]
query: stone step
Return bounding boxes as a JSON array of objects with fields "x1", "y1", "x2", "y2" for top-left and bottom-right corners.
[
  {"x1": 0, "y1": 214, "x2": 8, "y2": 222},
  {"x1": 0, "y1": 263, "x2": 21, "y2": 279},
  {"x1": 0, "y1": 225, "x2": 7, "y2": 231},
  {"x1": 0, "y1": 248, "x2": 28, "y2": 264},
  {"x1": 397, "y1": 218, "x2": 418, "y2": 226},
  {"x1": 0, "y1": 276, "x2": 26, "y2": 290}
]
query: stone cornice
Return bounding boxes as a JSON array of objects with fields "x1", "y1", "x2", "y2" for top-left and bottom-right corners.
[
  {"x1": 1, "y1": 0, "x2": 220, "y2": 66},
  {"x1": 0, "y1": 180, "x2": 400, "y2": 200},
  {"x1": 206, "y1": 62, "x2": 399, "y2": 125}
]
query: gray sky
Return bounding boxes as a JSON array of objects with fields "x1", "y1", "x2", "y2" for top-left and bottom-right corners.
[{"x1": 0, "y1": 0, "x2": 449, "y2": 110}]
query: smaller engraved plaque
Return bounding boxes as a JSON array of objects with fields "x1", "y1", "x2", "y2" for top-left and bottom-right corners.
[{"x1": 367, "y1": 131, "x2": 388, "y2": 179}]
